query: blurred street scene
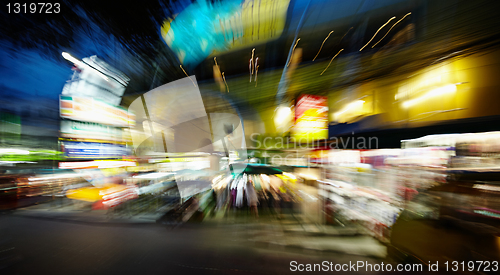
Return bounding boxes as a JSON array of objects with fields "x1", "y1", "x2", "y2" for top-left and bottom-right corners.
[{"x1": 2, "y1": 0, "x2": 500, "y2": 274}]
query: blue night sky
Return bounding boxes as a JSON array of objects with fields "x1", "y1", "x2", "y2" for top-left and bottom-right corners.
[
  {"x1": 0, "y1": 24, "x2": 123, "y2": 101},
  {"x1": 0, "y1": 0, "x2": 404, "y2": 101},
  {"x1": 0, "y1": 44, "x2": 69, "y2": 100}
]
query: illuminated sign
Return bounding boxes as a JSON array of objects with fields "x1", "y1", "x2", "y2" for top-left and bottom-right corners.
[
  {"x1": 61, "y1": 55, "x2": 129, "y2": 106},
  {"x1": 221, "y1": 0, "x2": 290, "y2": 51},
  {"x1": 61, "y1": 141, "x2": 129, "y2": 159},
  {"x1": 60, "y1": 96, "x2": 135, "y2": 127},
  {"x1": 161, "y1": 0, "x2": 290, "y2": 68},
  {"x1": 59, "y1": 160, "x2": 136, "y2": 169},
  {"x1": 60, "y1": 120, "x2": 125, "y2": 142},
  {"x1": 292, "y1": 95, "x2": 328, "y2": 141}
]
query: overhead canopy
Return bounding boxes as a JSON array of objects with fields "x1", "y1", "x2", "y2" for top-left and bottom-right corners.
[{"x1": 230, "y1": 163, "x2": 283, "y2": 175}]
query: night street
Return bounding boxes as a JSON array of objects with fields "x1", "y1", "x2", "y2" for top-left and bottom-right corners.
[
  {"x1": 1, "y1": 215, "x2": 385, "y2": 275},
  {"x1": 2, "y1": 1, "x2": 500, "y2": 274}
]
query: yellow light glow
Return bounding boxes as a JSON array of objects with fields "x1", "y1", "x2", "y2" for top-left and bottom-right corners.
[
  {"x1": 395, "y1": 64, "x2": 451, "y2": 100},
  {"x1": 274, "y1": 106, "x2": 292, "y2": 126},
  {"x1": 402, "y1": 84, "x2": 457, "y2": 108},
  {"x1": 282, "y1": 172, "x2": 296, "y2": 180},
  {"x1": 334, "y1": 100, "x2": 364, "y2": 120}
]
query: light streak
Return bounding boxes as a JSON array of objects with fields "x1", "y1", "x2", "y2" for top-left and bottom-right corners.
[
  {"x1": 287, "y1": 38, "x2": 300, "y2": 67},
  {"x1": 214, "y1": 57, "x2": 222, "y2": 76},
  {"x1": 251, "y1": 48, "x2": 255, "y2": 74},
  {"x1": 253, "y1": 57, "x2": 259, "y2": 85},
  {"x1": 249, "y1": 58, "x2": 253, "y2": 82},
  {"x1": 62, "y1": 52, "x2": 109, "y2": 81},
  {"x1": 249, "y1": 48, "x2": 255, "y2": 82},
  {"x1": 320, "y1": 49, "x2": 343, "y2": 75},
  {"x1": 180, "y1": 65, "x2": 197, "y2": 87},
  {"x1": 334, "y1": 100, "x2": 364, "y2": 119},
  {"x1": 222, "y1": 72, "x2": 229, "y2": 92},
  {"x1": 0, "y1": 148, "x2": 29, "y2": 155},
  {"x1": 402, "y1": 84, "x2": 457, "y2": 108},
  {"x1": 359, "y1": 17, "x2": 396, "y2": 51},
  {"x1": 372, "y1": 13, "x2": 411, "y2": 48},
  {"x1": 255, "y1": 65, "x2": 259, "y2": 87},
  {"x1": 214, "y1": 57, "x2": 219, "y2": 69},
  {"x1": 339, "y1": 27, "x2": 353, "y2": 44},
  {"x1": 313, "y1": 31, "x2": 334, "y2": 61}
]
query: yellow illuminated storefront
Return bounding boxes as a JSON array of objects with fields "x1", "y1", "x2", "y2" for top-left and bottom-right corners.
[{"x1": 329, "y1": 48, "x2": 500, "y2": 128}]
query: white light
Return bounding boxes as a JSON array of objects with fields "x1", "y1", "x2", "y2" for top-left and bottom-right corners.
[
  {"x1": 282, "y1": 172, "x2": 296, "y2": 180},
  {"x1": 59, "y1": 160, "x2": 136, "y2": 169},
  {"x1": 261, "y1": 174, "x2": 270, "y2": 183},
  {"x1": 298, "y1": 173, "x2": 317, "y2": 180},
  {"x1": 0, "y1": 149, "x2": 29, "y2": 155},
  {"x1": 0, "y1": 161, "x2": 36, "y2": 164},
  {"x1": 274, "y1": 106, "x2": 292, "y2": 125},
  {"x1": 62, "y1": 52, "x2": 109, "y2": 81},
  {"x1": 212, "y1": 175, "x2": 223, "y2": 184},
  {"x1": 298, "y1": 189, "x2": 318, "y2": 201},
  {"x1": 28, "y1": 173, "x2": 86, "y2": 181},
  {"x1": 62, "y1": 52, "x2": 79, "y2": 64},
  {"x1": 133, "y1": 172, "x2": 175, "y2": 179},
  {"x1": 402, "y1": 84, "x2": 457, "y2": 108}
]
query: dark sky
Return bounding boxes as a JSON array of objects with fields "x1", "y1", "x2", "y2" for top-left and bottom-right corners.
[
  {"x1": 0, "y1": 25, "x2": 135, "y2": 101},
  {"x1": 0, "y1": 0, "x2": 408, "y2": 102},
  {"x1": 0, "y1": 0, "x2": 180, "y2": 102}
]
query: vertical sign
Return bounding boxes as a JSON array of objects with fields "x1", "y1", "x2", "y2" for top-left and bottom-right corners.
[{"x1": 292, "y1": 95, "x2": 328, "y2": 142}]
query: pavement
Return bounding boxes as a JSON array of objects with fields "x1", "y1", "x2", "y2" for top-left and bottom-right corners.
[
  {"x1": 213, "y1": 215, "x2": 387, "y2": 259},
  {"x1": 1, "y1": 214, "x2": 394, "y2": 275},
  {"x1": 10, "y1": 200, "x2": 388, "y2": 259},
  {"x1": 14, "y1": 207, "x2": 163, "y2": 225}
]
